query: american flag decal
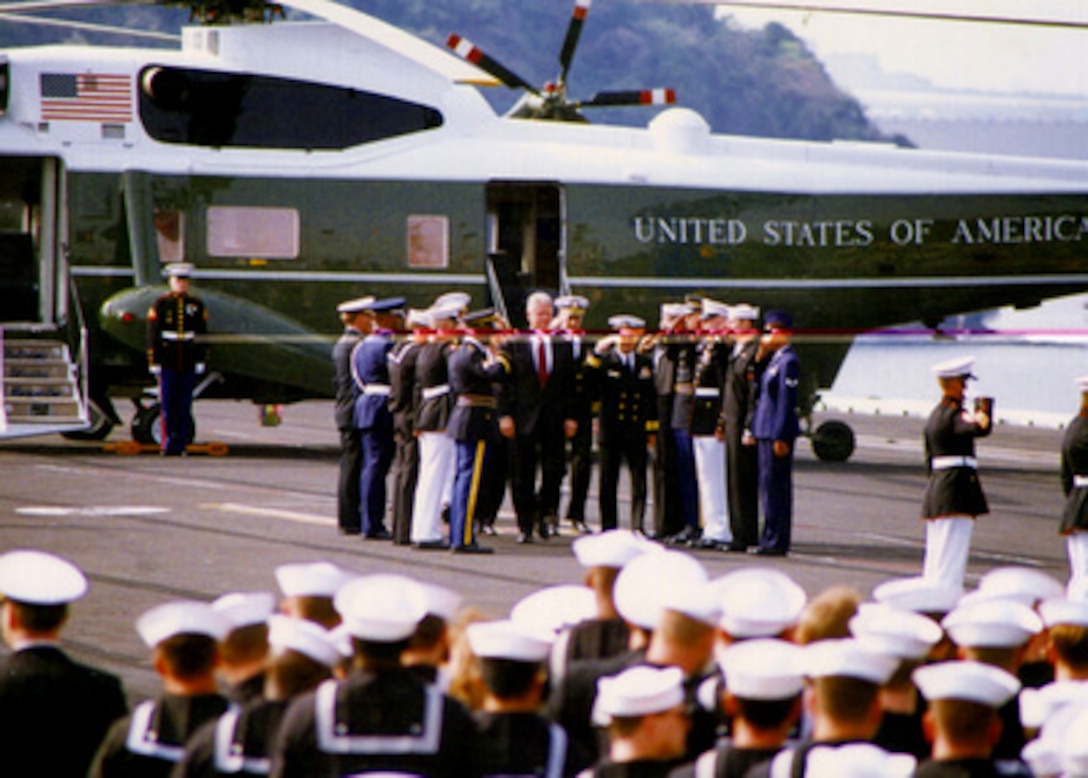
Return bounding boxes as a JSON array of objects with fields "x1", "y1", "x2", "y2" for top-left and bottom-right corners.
[{"x1": 40, "y1": 73, "x2": 133, "y2": 123}]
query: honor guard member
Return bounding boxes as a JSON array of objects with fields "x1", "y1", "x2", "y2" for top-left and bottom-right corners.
[
  {"x1": 332, "y1": 295, "x2": 374, "y2": 535},
  {"x1": 556, "y1": 294, "x2": 595, "y2": 535},
  {"x1": 0, "y1": 550, "x2": 128, "y2": 777},
  {"x1": 467, "y1": 619, "x2": 584, "y2": 777},
  {"x1": 721, "y1": 304, "x2": 762, "y2": 552},
  {"x1": 387, "y1": 308, "x2": 430, "y2": 546},
  {"x1": 912, "y1": 661, "x2": 1022, "y2": 778},
  {"x1": 671, "y1": 639, "x2": 805, "y2": 778},
  {"x1": 174, "y1": 615, "x2": 339, "y2": 778},
  {"x1": 274, "y1": 561, "x2": 356, "y2": 630},
  {"x1": 90, "y1": 601, "x2": 232, "y2": 778},
  {"x1": 666, "y1": 302, "x2": 701, "y2": 545},
  {"x1": 1060, "y1": 377, "x2": 1088, "y2": 597},
  {"x1": 586, "y1": 666, "x2": 693, "y2": 777},
  {"x1": 447, "y1": 308, "x2": 511, "y2": 554},
  {"x1": 499, "y1": 291, "x2": 579, "y2": 544},
  {"x1": 270, "y1": 574, "x2": 484, "y2": 778},
  {"x1": 410, "y1": 301, "x2": 461, "y2": 549},
  {"x1": 690, "y1": 299, "x2": 732, "y2": 550},
  {"x1": 650, "y1": 303, "x2": 688, "y2": 540},
  {"x1": 587, "y1": 315, "x2": 657, "y2": 533},
  {"x1": 922, "y1": 356, "x2": 992, "y2": 586},
  {"x1": 750, "y1": 310, "x2": 801, "y2": 557},
  {"x1": 211, "y1": 591, "x2": 276, "y2": 705},
  {"x1": 147, "y1": 261, "x2": 208, "y2": 455},
  {"x1": 351, "y1": 297, "x2": 405, "y2": 539}
]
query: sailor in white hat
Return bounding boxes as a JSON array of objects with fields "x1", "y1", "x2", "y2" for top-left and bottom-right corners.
[
  {"x1": 91, "y1": 600, "x2": 232, "y2": 775},
  {"x1": 333, "y1": 294, "x2": 376, "y2": 534},
  {"x1": 716, "y1": 567, "x2": 808, "y2": 641},
  {"x1": 588, "y1": 666, "x2": 691, "y2": 775},
  {"x1": 1018, "y1": 597, "x2": 1088, "y2": 736},
  {"x1": 722, "y1": 303, "x2": 763, "y2": 553},
  {"x1": 1060, "y1": 376, "x2": 1088, "y2": 600},
  {"x1": 912, "y1": 660, "x2": 1021, "y2": 776},
  {"x1": 212, "y1": 590, "x2": 276, "y2": 704},
  {"x1": 920, "y1": 354, "x2": 993, "y2": 588},
  {"x1": 400, "y1": 582, "x2": 463, "y2": 687},
  {"x1": 273, "y1": 573, "x2": 485, "y2": 776},
  {"x1": 0, "y1": 550, "x2": 128, "y2": 777},
  {"x1": 274, "y1": 560, "x2": 355, "y2": 629}
]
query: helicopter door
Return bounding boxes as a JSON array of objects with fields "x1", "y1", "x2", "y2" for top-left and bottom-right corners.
[
  {"x1": 485, "y1": 182, "x2": 567, "y2": 327},
  {"x1": 0, "y1": 157, "x2": 57, "y2": 324}
]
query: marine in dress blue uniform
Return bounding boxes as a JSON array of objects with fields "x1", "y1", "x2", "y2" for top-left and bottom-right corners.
[
  {"x1": 750, "y1": 310, "x2": 800, "y2": 557},
  {"x1": 147, "y1": 262, "x2": 207, "y2": 455},
  {"x1": 351, "y1": 297, "x2": 405, "y2": 539},
  {"x1": 331, "y1": 295, "x2": 374, "y2": 535}
]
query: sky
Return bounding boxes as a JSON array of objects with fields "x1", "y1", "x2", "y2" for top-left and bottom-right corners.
[{"x1": 713, "y1": 0, "x2": 1088, "y2": 97}]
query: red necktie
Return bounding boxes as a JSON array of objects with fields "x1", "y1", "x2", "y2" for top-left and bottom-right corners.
[{"x1": 537, "y1": 337, "x2": 549, "y2": 388}]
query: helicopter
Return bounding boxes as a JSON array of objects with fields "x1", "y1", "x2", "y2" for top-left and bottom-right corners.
[{"x1": 1, "y1": 0, "x2": 1087, "y2": 461}]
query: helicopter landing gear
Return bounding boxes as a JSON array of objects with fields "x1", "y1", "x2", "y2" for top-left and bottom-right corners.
[{"x1": 810, "y1": 419, "x2": 856, "y2": 462}]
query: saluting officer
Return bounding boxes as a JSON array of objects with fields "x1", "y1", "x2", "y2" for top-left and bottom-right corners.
[
  {"x1": 0, "y1": 550, "x2": 128, "y2": 777},
  {"x1": 351, "y1": 297, "x2": 405, "y2": 540},
  {"x1": 387, "y1": 308, "x2": 430, "y2": 546},
  {"x1": 666, "y1": 301, "x2": 701, "y2": 544},
  {"x1": 555, "y1": 294, "x2": 595, "y2": 535},
  {"x1": 147, "y1": 261, "x2": 208, "y2": 455},
  {"x1": 691, "y1": 298, "x2": 731, "y2": 549},
  {"x1": 650, "y1": 303, "x2": 686, "y2": 540},
  {"x1": 446, "y1": 308, "x2": 511, "y2": 554},
  {"x1": 332, "y1": 295, "x2": 374, "y2": 535},
  {"x1": 1060, "y1": 376, "x2": 1088, "y2": 597},
  {"x1": 921, "y1": 355, "x2": 992, "y2": 586},
  {"x1": 721, "y1": 303, "x2": 762, "y2": 552},
  {"x1": 587, "y1": 314, "x2": 657, "y2": 533}
]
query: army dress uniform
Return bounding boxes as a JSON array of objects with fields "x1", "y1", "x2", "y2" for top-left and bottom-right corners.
[{"x1": 147, "y1": 263, "x2": 208, "y2": 455}]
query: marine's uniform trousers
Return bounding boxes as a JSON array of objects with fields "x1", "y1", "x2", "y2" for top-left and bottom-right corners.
[
  {"x1": 1061, "y1": 411, "x2": 1088, "y2": 597},
  {"x1": 652, "y1": 343, "x2": 684, "y2": 538},
  {"x1": 387, "y1": 337, "x2": 421, "y2": 545},
  {"x1": 351, "y1": 329, "x2": 396, "y2": 537},
  {"x1": 691, "y1": 338, "x2": 730, "y2": 545},
  {"x1": 669, "y1": 339, "x2": 700, "y2": 535},
  {"x1": 270, "y1": 670, "x2": 484, "y2": 778},
  {"x1": 564, "y1": 331, "x2": 595, "y2": 528},
  {"x1": 89, "y1": 692, "x2": 230, "y2": 778},
  {"x1": 332, "y1": 325, "x2": 365, "y2": 533},
  {"x1": 147, "y1": 290, "x2": 208, "y2": 454},
  {"x1": 410, "y1": 339, "x2": 456, "y2": 545},
  {"x1": 751, "y1": 345, "x2": 801, "y2": 554},
  {"x1": 722, "y1": 337, "x2": 762, "y2": 549},
  {"x1": 921, "y1": 396, "x2": 992, "y2": 586},
  {"x1": 447, "y1": 336, "x2": 510, "y2": 549},
  {"x1": 175, "y1": 698, "x2": 291, "y2": 778},
  {"x1": 0, "y1": 644, "x2": 128, "y2": 777},
  {"x1": 587, "y1": 348, "x2": 656, "y2": 532}
]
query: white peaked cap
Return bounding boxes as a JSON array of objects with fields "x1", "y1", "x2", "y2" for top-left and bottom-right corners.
[
  {"x1": 1040, "y1": 597, "x2": 1088, "y2": 628},
  {"x1": 804, "y1": 638, "x2": 898, "y2": 684},
  {"x1": 701, "y1": 298, "x2": 730, "y2": 319},
  {"x1": 426, "y1": 302, "x2": 463, "y2": 323},
  {"x1": 613, "y1": 549, "x2": 710, "y2": 629},
  {"x1": 510, "y1": 585, "x2": 596, "y2": 636},
  {"x1": 337, "y1": 296, "x2": 376, "y2": 314},
  {"x1": 267, "y1": 614, "x2": 340, "y2": 668},
  {"x1": 572, "y1": 529, "x2": 653, "y2": 569},
  {"x1": 467, "y1": 619, "x2": 553, "y2": 662},
  {"x1": 163, "y1": 262, "x2": 195, "y2": 278},
  {"x1": 1075, "y1": 376, "x2": 1088, "y2": 392},
  {"x1": 607, "y1": 314, "x2": 646, "y2": 331},
  {"x1": 405, "y1": 308, "x2": 432, "y2": 328},
  {"x1": 594, "y1": 665, "x2": 685, "y2": 723},
  {"x1": 719, "y1": 639, "x2": 804, "y2": 701},
  {"x1": 432, "y1": 291, "x2": 471, "y2": 311},
  {"x1": 716, "y1": 567, "x2": 807, "y2": 638},
  {"x1": 978, "y1": 566, "x2": 1064, "y2": 605},
  {"x1": 136, "y1": 600, "x2": 231, "y2": 648},
  {"x1": 805, "y1": 743, "x2": 916, "y2": 778},
  {"x1": 913, "y1": 660, "x2": 1020, "y2": 707},
  {"x1": 872, "y1": 576, "x2": 963, "y2": 615},
  {"x1": 555, "y1": 294, "x2": 589, "y2": 312},
  {"x1": 275, "y1": 561, "x2": 355, "y2": 598},
  {"x1": 941, "y1": 598, "x2": 1043, "y2": 648},
  {"x1": 417, "y1": 582, "x2": 463, "y2": 621},
  {"x1": 211, "y1": 591, "x2": 276, "y2": 628},
  {"x1": 0, "y1": 549, "x2": 88, "y2": 605},
  {"x1": 931, "y1": 355, "x2": 976, "y2": 379},
  {"x1": 729, "y1": 303, "x2": 760, "y2": 321},
  {"x1": 334, "y1": 574, "x2": 428, "y2": 642},
  {"x1": 849, "y1": 603, "x2": 944, "y2": 660}
]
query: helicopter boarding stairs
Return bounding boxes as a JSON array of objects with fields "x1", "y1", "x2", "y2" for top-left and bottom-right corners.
[{"x1": 0, "y1": 321, "x2": 90, "y2": 440}]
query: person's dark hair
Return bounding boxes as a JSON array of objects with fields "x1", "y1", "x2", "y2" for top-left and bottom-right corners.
[
  {"x1": 1049, "y1": 624, "x2": 1088, "y2": 671},
  {"x1": 408, "y1": 615, "x2": 447, "y2": 652},
  {"x1": 266, "y1": 650, "x2": 333, "y2": 699},
  {"x1": 219, "y1": 623, "x2": 269, "y2": 665},
  {"x1": 7, "y1": 600, "x2": 68, "y2": 633},
  {"x1": 813, "y1": 676, "x2": 879, "y2": 724},
  {"x1": 158, "y1": 633, "x2": 218, "y2": 679},
  {"x1": 478, "y1": 657, "x2": 541, "y2": 699},
  {"x1": 734, "y1": 694, "x2": 800, "y2": 729}
]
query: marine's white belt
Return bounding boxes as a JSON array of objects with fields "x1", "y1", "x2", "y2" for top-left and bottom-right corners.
[
  {"x1": 1074, "y1": 475, "x2": 1088, "y2": 488},
  {"x1": 695, "y1": 387, "x2": 721, "y2": 398},
  {"x1": 363, "y1": 384, "x2": 391, "y2": 396},
  {"x1": 931, "y1": 455, "x2": 977, "y2": 470},
  {"x1": 161, "y1": 331, "x2": 195, "y2": 341},
  {"x1": 421, "y1": 384, "x2": 450, "y2": 401}
]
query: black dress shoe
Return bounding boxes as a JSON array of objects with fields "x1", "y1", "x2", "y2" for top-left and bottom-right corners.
[
  {"x1": 412, "y1": 540, "x2": 449, "y2": 550},
  {"x1": 516, "y1": 532, "x2": 533, "y2": 544},
  {"x1": 748, "y1": 546, "x2": 787, "y2": 557},
  {"x1": 364, "y1": 528, "x2": 393, "y2": 540},
  {"x1": 537, "y1": 523, "x2": 550, "y2": 540},
  {"x1": 726, "y1": 543, "x2": 749, "y2": 553},
  {"x1": 451, "y1": 543, "x2": 494, "y2": 555},
  {"x1": 339, "y1": 527, "x2": 362, "y2": 536}
]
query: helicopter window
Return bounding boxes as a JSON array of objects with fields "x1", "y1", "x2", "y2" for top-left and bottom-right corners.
[
  {"x1": 206, "y1": 206, "x2": 299, "y2": 259},
  {"x1": 139, "y1": 66, "x2": 443, "y2": 150}
]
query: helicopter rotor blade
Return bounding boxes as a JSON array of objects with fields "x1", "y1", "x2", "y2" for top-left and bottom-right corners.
[
  {"x1": 0, "y1": 10, "x2": 178, "y2": 40},
  {"x1": 0, "y1": 0, "x2": 151, "y2": 12},
  {"x1": 578, "y1": 88, "x2": 677, "y2": 108},
  {"x1": 557, "y1": 0, "x2": 591, "y2": 84},
  {"x1": 447, "y1": 34, "x2": 540, "y2": 94}
]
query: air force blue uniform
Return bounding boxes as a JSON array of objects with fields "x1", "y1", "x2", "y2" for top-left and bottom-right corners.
[{"x1": 751, "y1": 344, "x2": 800, "y2": 554}]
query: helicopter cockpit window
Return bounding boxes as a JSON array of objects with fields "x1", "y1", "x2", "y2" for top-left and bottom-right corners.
[{"x1": 139, "y1": 66, "x2": 443, "y2": 150}]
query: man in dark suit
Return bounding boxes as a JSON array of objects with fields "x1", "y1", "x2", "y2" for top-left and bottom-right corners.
[
  {"x1": 498, "y1": 291, "x2": 579, "y2": 544},
  {"x1": 721, "y1": 303, "x2": 762, "y2": 552},
  {"x1": 332, "y1": 295, "x2": 374, "y2": 535},
  {"x1": 0, "y1": 549, "x2": 128, "y2": 777}
]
